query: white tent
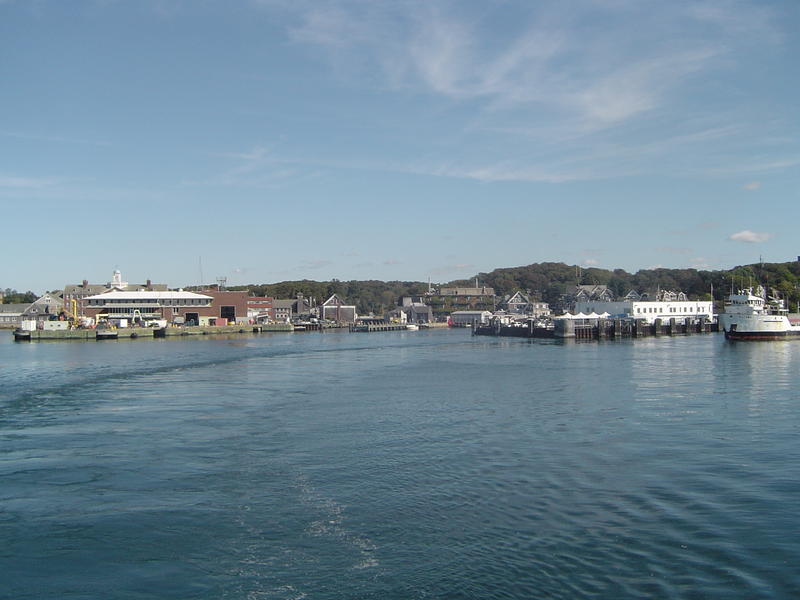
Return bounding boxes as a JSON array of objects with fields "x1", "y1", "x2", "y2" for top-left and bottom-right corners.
[{"x1": 556, "y1": 311, "x2": 611, "y2": 320}]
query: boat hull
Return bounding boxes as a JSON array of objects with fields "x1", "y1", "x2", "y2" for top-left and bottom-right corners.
[
  {"x1": 725, "y1": 329, "x2": 800, "y2": 341},
  {"x1": 13, "y1": 329, "x2": 31, "y2": 341},
  {"x1": 720, "y1": 313, "x2": 800, "y2": 341}
]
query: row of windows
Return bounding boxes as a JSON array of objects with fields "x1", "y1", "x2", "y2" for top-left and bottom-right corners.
[
  {"x1": 635, "y1": 306, "x2": 707, "y2": 314},
  {"x1": 89, "y1": 299, "x2": 210, "y2": 306}
]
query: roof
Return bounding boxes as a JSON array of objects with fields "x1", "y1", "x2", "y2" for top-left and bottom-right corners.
[
  {"x1": 0, "y1": 303, "x2": 28, "y2": 313},
  {"x1": 85, "y1": 290, "x2": 213, "y2": 301},
  {"x1": 322, "y1": 293, "x2": 350, "y2": 306}
]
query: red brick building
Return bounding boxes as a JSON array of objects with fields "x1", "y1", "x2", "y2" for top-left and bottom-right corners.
[
  {"x1": 194, "y1": 290, "x2": 250, "y2": 324},
  {"x1": 85, "y1": 289, "x2": 252, "y2": 325}
]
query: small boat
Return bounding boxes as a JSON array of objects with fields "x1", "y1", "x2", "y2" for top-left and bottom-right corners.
[
  {"x1": 13, "y1": 329, "x2": 31, "y2": 341},
  {"x1": 719, "y1": 286, "x2": 800, "y2": 340},
  {"x1": 95, "y1": 326, "x2": 118, "y2": 340},
  {"x1": 405, "y1": 324, "x2": 419, "y2": 331}
]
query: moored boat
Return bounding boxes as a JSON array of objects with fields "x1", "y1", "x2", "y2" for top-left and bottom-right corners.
[
  {"x1": 95, "y1": 326, "x2": 118, "y2": 340},
  {"x1": 13, "y1": 328, "x2": 32, "y2": 341},
  {"x1": 719, "y1": 286, "x2": 800, "y2": 340}
]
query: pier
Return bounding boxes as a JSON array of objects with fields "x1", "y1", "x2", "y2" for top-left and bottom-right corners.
[
  {"x1": 14, "y1": 323, "x2": 293, "y2": 341},
  {"x1": 474, "y1": 317, "x2": 717, "y2": 340},
  {"x1": 349, "y1": 323, "x2": 411, "y2": 333}
]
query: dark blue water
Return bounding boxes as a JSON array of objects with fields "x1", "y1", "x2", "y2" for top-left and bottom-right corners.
[{"x1": 1, "y1": 329, "x2": 799, "y2": 599}]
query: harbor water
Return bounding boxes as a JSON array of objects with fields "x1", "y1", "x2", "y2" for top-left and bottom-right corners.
[{"x1": 1, "y1": 329, "x2": 799, "y2": 599}]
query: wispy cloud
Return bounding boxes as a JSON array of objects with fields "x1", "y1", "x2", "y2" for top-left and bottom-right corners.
[
  {"x1": 268, "y1": 0, "x2": 788, "y2": 183},
  {"x1": 1, "y1": 130, "x2": 111, "y2": 147},
  {"x1": 743, "y1": 181, "x2": 761, "y2": 191},
  {"x1": 656, "y1": 246, "x2": 692, "y2": 255},
  {"x1": 705, "y1": 156, "x2": 800, "y2": 176},
  {"x1": 0, "y1": 174, "x2": 62, "y2": 189},
  {"x1": 729, "y1": 230, "x2": 772, "y2": 243},
  {"x1": 690, "y1": 257, "x2": 714, "y2": 269},
  {"x1": 299, "y1": 259, "x2": 334, "y2": 270},
  {"x1": 283, "y1": 2, "x2": 749, "y2": 128},
  {"x1": 185, "y1": 145, "x2": 305, "y2": 188},
  {"x1": 429, "y1": 263, "x2": 475, "y2": 277}
]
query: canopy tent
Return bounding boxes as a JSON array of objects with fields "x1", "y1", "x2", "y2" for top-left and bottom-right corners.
[{"x1": 554, "y1": 312, "x2": 612, "y2": 320}]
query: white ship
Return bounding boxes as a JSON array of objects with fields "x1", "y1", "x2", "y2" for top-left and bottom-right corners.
[{"x1": 719, "y1": 286, "x2": 800, "y2": 340}]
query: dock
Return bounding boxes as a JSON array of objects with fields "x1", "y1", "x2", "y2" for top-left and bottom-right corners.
[
  {"x1": 474, "y1": 317, "x2": 717, "y2": 340},
  {"x1": 349, "y1": 323, "x2": 411, "y2": 333},
  {"x1": 14, "y1": 323, "x2": 293, "y2": 341}
]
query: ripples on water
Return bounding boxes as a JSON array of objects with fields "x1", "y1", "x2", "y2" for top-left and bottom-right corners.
[{"x1": 1, "y1": 331, "x2": 799, "y2": 599}]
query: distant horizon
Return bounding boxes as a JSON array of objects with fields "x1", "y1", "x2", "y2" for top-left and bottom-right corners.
[{"x1": 3, "y1": 1, "x2": 798, "y2": 293}]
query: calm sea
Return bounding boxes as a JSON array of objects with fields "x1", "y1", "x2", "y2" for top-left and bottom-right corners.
[{"x1": 1, "y1": 329, "x2": 799, "y2": 599}]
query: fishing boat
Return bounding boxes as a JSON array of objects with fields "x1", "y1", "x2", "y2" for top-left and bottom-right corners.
[{"x1": 719, "y1": 286, "x2": 800, "y2": 340}]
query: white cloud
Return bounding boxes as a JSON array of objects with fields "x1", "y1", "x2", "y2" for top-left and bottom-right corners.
[
  {"x1": 582, "y1": 258, "x2": 599, "y2": 266},
  {"x1": 742, "y1": 181, "x2": 761, "y2": 191},
  {"x1": 729, "y1": 230, "x2": 772, "y2": 243}
]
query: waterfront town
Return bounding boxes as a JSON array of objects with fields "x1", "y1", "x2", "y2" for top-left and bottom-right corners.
[{"x1": 2, "y1": 268, "x2": 722, "y2": 341}]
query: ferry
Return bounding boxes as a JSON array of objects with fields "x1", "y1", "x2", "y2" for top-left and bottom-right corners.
[{"x1": 719, "y1": 286, "x2": 800, "y2": 340}]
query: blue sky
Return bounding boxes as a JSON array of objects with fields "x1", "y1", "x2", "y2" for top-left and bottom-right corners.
[{"x1": 2, "y1": 0, "x2": 798, "y2": 293}]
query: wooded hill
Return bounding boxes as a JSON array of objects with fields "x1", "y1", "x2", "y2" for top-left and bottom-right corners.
[
  {"x1": 228, "y1": 260, "x2": 800, "y2": 315},
  {"x1": 455, "y1": 261, "x2": 800, "y2": 307}
]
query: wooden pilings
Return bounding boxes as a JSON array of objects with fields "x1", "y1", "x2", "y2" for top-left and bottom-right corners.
[{"x1": 503, "y1": 317, "x2": 718, "y2": 341}]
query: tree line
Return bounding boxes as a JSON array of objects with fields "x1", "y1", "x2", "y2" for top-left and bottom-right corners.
[
  {"x1": 11, "y1": 260, "x2": 798, "y2": 314},
  {"x1": 1, "y1": 288, "x2": 37, "y2": 304},
  {"x1": 473, "y1": 261, "x2": 800, "y2": 308},
  {"x1": 228, "y1": 260, "x2": 800, "y2": 314}
]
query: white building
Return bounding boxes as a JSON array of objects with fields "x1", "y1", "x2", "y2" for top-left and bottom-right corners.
[
  {"x1": 574, "y1": 299, "x2": 714, "y2": 324},
  {"x1": 449, "y1": 310, "x2": 492, "y2": 326},
  {"x1": 85, "y1": 290, "x2": 213, "y2": 325}
]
